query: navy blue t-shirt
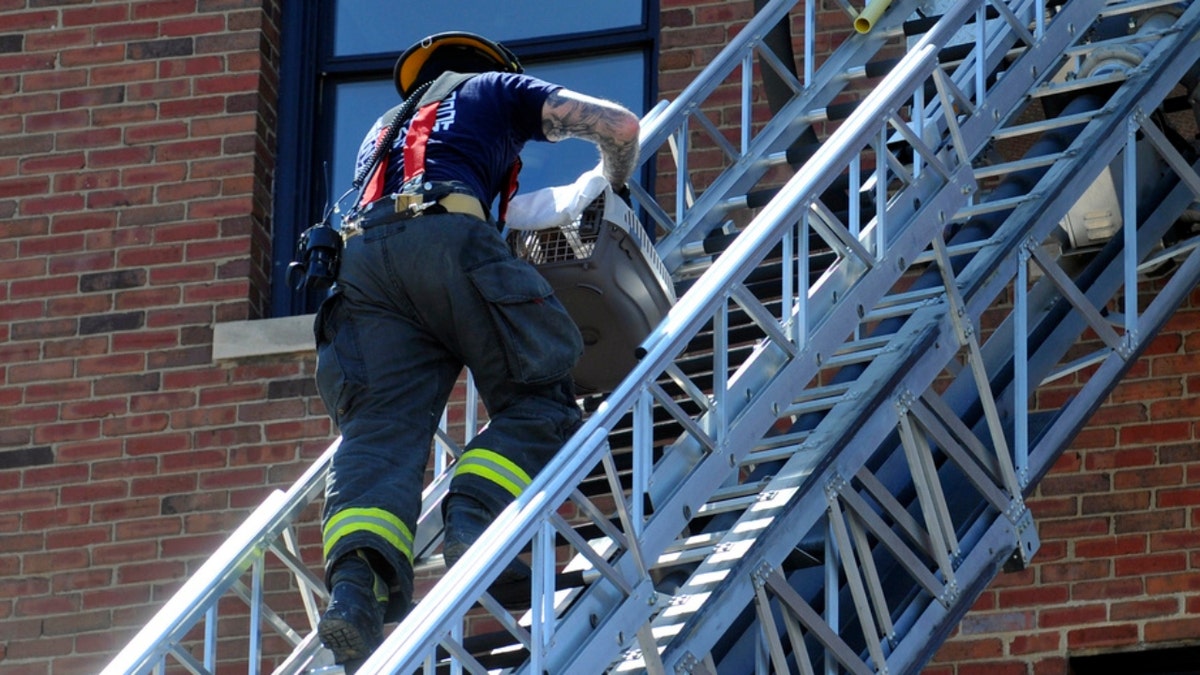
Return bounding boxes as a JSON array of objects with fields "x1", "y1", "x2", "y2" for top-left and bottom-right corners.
[{"x1": 355, "y1": 71, "x2": 561, "y2": 210}]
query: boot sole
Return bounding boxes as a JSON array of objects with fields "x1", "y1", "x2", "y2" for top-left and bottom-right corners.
[{"x1": 318, "y1": 615, "x2": 376, "y2": 662}]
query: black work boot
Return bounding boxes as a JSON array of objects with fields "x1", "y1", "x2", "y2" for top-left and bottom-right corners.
[
  {"x1": 318, "y1": 551, "x2": 387, "y2": 673},
  {"x1": 443, "y1": 494, "x2": 530, "y2": 585}
]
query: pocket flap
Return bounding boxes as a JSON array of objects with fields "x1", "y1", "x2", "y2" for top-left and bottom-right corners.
[{"x1": 468, "y1": 258, "x2": 554, "y2": 305}]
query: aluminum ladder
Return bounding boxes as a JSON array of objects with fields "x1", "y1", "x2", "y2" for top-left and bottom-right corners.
[{"x1": 101, "y1": 0, "x2": 1200, "y2": 673}]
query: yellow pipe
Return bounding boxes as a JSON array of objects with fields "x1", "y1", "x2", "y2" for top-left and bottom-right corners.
[{"x1": 854, "y1": 0, "x2": 893, "y2": 33}]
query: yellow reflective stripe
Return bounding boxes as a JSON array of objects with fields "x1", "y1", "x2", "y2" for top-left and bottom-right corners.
[
  {"x1": 323, "y1": 507, "x2": 413, "y2": 562},
  {"x1": 456, "y1": 465, "x2": 524, "y2": 497},
  {"x1": 455, "y1": 448, "x2": 532, "y2": 498},
  {"x1": 467, "y1": 448, "x2": 533, "y2": 485}
]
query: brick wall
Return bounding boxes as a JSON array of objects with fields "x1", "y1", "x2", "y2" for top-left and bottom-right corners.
[
  {"x1": 0, "y1": 1, "x2": 335, "y2": 673},
  {"x1": 0, "y1": 1, "x2": 1196, "y2": 673}
]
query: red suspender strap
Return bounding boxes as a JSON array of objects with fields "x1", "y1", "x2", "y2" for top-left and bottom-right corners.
[
  {"x1": 357, "y1": 126, "x2": 392, "y2": 208},
  {"x1": 497, "y1": 156, "x2": 522, "y2": 224},
  {"x1": 403, "y1": 101, "x2": 441, "y2": 183},
  {"x1": 357, "y1": 100, "x2": 441, "y2": 209}
]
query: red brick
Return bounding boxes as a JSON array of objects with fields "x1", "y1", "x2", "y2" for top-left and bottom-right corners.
[
  {"x1": 46, "y1": 526, "x2": 110, "y2": 550},
  {"x1": 999, "y1": 584, "x2": 1068, "y2": 609},
  {"x1": 55, "y1": 439, "x2": 124, "y2": 464},
  {"x1": 1032, "y1": 653, "x2": 1070, "y2": 672},
  {"x1": 1066, "y1": 623, "x2": 1139, "y2": 650},
  {"x1": 1137, "y1": 569, "x2": 1200, "y2": 590},
  {"x1": 114, "y1": 516, "x2": 182, "y2": 542},
  {"x1": 930, "y1": 636, "x2": 1004, "y2": 662},
  {"x1": 21, "y1": 506, "x2": 94, "y2": 533},
  {"x1": 1070, "y1": 577, "x2": 1144, "y2": 601},
  {"x1": 1009, "y1": 631, "x2": 1061, "y2": 656},
  {"x1": 1158, "y1": 485, "x2": 1200, "y2": 507},
  {"x1": 1038, "y1": 602, "x2": 1106, "y2": 629},
  {"x1": 958, "y1": 661, "x2": 1026, "y2": 675},
  {"x1": 1073, "y1": 535, "x2": 1145, "y2": 559},
  {"x1": 60, "y1": 480, "x2": 129, "y2": 505},
  {"x1": 1114, "y1": 508, "x2": 1186, "y2": 534},
  {"x1": 33, "y1": 421, "x2": 101, "y2": 444},
  {"x1": 1113, "y1": 551, "x2": 1188, "y2": 577},
  {"x1": 126, "y1": 433, "x2": 190, "y2": 456},
  {"x1": 22, "y1": 549, "x2": 89, "y2": 575},
  {"x1": 1111, "y1": 597, "x2": 1179, "y2": 621},
  {"x1": 1118, "y1": 420, "x2": 1191, "y2": 445},
  {"x1": 100, "y1": 412, "x2": 171, "y2": 437},
  {"x1": 1144, "y1": 616, "x2": 1200, "y2": 644},
  {"x1": 93, "y1": 497, "x2": 160, "y2": 523},
  {"x1": 130, "y1": 474, "x2": 197, "y2": 497},
  {"x1": 1149, "y1": 528, "x2": 1200, "y2": 552}
]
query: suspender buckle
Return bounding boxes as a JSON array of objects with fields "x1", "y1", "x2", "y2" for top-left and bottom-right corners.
[{"x1": 395, "y1": 192, "x2": 424, "y2": 214}]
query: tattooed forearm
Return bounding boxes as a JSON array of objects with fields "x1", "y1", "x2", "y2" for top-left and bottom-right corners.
[{"x1": 543, "y1": 89, "x2": 640, "y2": 186}]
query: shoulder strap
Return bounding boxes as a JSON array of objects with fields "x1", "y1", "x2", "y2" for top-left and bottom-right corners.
[
  {"x1": 354, "y1": 73, "x2": 478, "y2": 209},
  {"x1": 355, "y1": 72, "x2": 524, "y2": 221}
]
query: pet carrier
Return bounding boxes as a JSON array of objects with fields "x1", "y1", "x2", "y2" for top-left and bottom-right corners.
[{"x1": 508, "y1": 185, "x2": 675, "y2": 394}]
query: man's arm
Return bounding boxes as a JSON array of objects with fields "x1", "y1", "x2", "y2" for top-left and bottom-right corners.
[{"x1": 541, "y1": 88, "x2": 640, "y2": 187}]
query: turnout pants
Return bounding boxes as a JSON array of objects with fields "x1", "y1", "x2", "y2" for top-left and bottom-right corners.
[{"x1": 313, "y1": 212, "x2": 583, "y2": 619}]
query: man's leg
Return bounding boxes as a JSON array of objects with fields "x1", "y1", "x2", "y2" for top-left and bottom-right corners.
[
  {"x1": 313, "y1": 261, "x2": 461, "y2": 666},
  {"x1": 442, "y1": 377, "x2": 582, "y2": 581}
]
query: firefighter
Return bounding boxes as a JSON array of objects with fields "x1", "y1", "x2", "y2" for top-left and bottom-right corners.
[{"x1": 312, "y1": 31, "x2": 640, "y2": 671}]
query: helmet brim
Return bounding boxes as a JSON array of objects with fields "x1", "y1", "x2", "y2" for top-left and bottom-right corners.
[{"x1": 394, "y1": 32, "x2": 522, "y2": 98}]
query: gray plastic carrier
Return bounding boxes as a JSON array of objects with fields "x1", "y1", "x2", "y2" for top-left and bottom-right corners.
[{"x1": 509, "y1": 188, "x2": 675, "y2": 395}]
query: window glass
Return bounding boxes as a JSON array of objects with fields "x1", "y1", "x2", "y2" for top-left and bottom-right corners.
[
  {"x1": 333, "y1": 0, "x2": 643, "y2": 56},
  {"x1": 325, "y1": 51, "x2": 647, "y2": 218}
]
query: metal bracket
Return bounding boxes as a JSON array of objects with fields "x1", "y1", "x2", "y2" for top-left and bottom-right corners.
[{"x1": 1003, "y1": 506, "x2": 1040, "y2": 572}]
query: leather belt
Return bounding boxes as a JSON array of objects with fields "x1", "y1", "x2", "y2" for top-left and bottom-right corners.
[{"x1": 342, "y1": 192, "x2": 488, "y2": 239}]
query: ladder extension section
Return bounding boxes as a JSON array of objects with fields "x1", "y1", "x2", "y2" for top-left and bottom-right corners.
[{"x1": 102, "y1": 0, "x2": 1200, "y2": 673}]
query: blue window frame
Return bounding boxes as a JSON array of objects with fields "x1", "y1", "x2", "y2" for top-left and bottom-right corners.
[{"x1": 272, "y1": 3, "x2": 658, "y2": 317}]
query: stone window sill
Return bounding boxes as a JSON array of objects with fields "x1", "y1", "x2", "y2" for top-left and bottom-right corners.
[{"x1": 212, "y1": 314, "x2": 315, "y2": 361}]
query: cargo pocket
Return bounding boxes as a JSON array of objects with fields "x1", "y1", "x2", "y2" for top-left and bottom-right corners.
[
  {"x1": 467, "y1": 257, "x2": 584, "y2": 386},
  {"x1": 313, "y1": 289, "x2": 368, "y2": 426}
]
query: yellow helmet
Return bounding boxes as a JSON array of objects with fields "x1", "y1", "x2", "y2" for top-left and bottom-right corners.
[{"x1": 393, "y1": 31, "x2": 523, "y2": 98}]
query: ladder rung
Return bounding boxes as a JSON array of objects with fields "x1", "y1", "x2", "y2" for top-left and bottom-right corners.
[
  {"x1": 1030, "y1": 69, "x2": 1130, "y2": 99},
  {"x1": 791, "y1": 381, "x2": 853, "y2": 405},
  {"x1": 973, "y1": 151, "x2": 1071, "y2": 180},
  {"x1": 989, "y1": 109, "x2": 1106, "y2": 142},
  {"x1": 654, "y1": 530, "x2": 733, "y2": 569},
  {"x1": 912, "y1": 236, "x2": 995, "y2": 264},
  {"x1": 696, "y1": 492, "x2": 761, "y2": 518},
  {"x1": 1099, "y1": 0, "x2": 1188, "y2": 20},
  {"x1": 748, "y1": 429, "x2": 812, "y2": 454},
  {"x1": 787, "y1": 384, "x2": 854, "y2": 415},
  {"x1": 822, "y1": 335, "x2": 895, "y2": 369},
  {"x1": 954, "y1": 192, "x2": 1040, "y2": 220},
  {"x1": 742, "y1": 439, "x2": 824, "y2": 467},
  {"x1": 860, "y1": 286, "x2": 945, "y2": 324}
]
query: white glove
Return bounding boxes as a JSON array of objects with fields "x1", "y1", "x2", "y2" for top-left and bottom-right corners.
[{"x1": 505, "y1": 168, "x2": 608, "y2": 231}]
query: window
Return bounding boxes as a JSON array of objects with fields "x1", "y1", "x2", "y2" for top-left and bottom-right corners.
[{"x1": 272, "y1": 2, "x2": 658, "y2": 316}]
